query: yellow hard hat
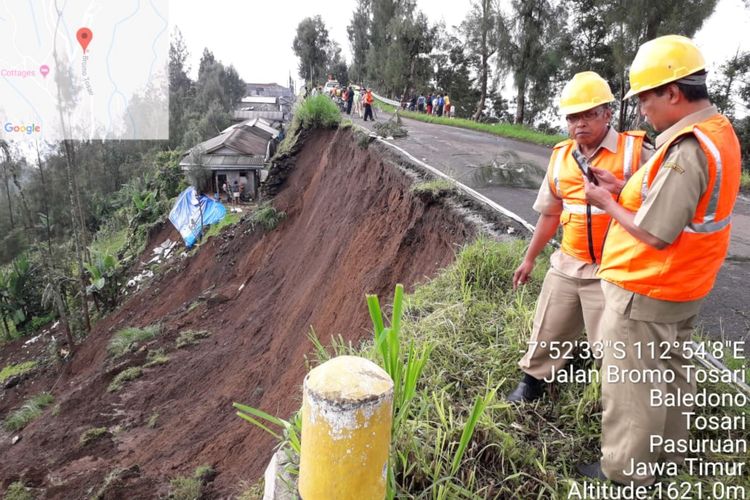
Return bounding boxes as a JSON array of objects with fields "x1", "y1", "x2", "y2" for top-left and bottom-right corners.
[
  {"x1": 624, "y1": 35, "x2": 706, "y2": 99},
  {"x1": 559, "y1": 71, "x2": 615, "y2": 115}
]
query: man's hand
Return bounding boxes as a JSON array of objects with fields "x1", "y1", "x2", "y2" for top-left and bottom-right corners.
[
  {"x1": 584, "y1": 176, "x2": 617, "y2": 211},
  {"x1": 589, "y1": 166, "x2": 625, "y2": 194},
  {"x1": 513, "y1": 259, "x2": 535, "y2": 289}
]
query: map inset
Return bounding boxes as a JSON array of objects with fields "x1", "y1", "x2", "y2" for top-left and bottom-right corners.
[{"x1": 0, "y1": 0, "x2": 169, "y2": 141}]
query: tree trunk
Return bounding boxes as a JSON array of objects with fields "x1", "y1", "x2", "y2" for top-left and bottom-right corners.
[
  {"x1": 1, "y1": 312, "x2": 11, "y2": 341},
  {"x1": 474, "y1": 52, "x2": 489, "y2": 121},
  {"x1": 515, "y1": 74, "x2": 527, "y2": 124},
  {"x1": 1, "y1": 165, "x2": 13, "y2": 229},
  {"x1": 36, "y1": 141, "x2": 54, "y2": 255},
  {"x1": 53, "y1": 283, "x2": 75, "y2": 353}
]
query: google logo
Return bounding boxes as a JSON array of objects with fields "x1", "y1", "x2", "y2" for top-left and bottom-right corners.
[{"x1": 3, "y1": 123, "x2": 41, "y2": 135}]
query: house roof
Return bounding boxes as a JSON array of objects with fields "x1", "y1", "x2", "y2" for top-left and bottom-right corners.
[
  {"x1": 233, "y1": 110, "x2": 284, "y2": 122},
  {"x1": 222, "y1": 118, "x2": 280, "y2": 139},
  {"x1": 179, "y1": 125, "x2": 271, "y2": 170},
  {"x1": 241, "y1": 96, "x2": 277, "y2": 104}
]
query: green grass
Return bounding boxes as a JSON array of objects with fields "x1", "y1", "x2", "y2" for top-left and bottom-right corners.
[
  {"x1": 170, "y1": 465, "x2": 215, "y2": 500},
  {"x1": 3, "y1": 481, "x2": 33, "y2": 500},
  {"x1": 90, "y1": 227, "x2": 129, "y2": 257},
  {"x1": 4, "y1": 392, "x2": 54, "y2": 432},
  {"x1": 296, "y1": 94, "x2": 341, "y2": 129},
  {"x1": 0, "y1": 360, "x2": 37, "y2": 384},
  {"x1": 107, "y1": 325, "x2": 161, "y2": 357},
  {"x1": 410, "y1": 179, "x2": 457, "y2": 199},
  {"x1": 80, "y1": 426, "x2": 109, "y2": 446},
  {"x1": 245, "y1": 237, "x2": 749, "y2": 497},
  {"x1": 203, "y1": 212, "x2": 241, "y2": 240},
  {"x1": 374, "y1": 98, "x2": 566, "y2": 147},
  {"x1": 147, "y1": 412, "x2": 159, "y2": 428},
  {"x1": 250, "y1": 204, "x2": 286, "y2": 231},
  {"x1": 176, "y1": 329, "x2": 211, "y2": 349},
  {"x1": 107, "y1": 367, "x2": 143, "y2": 393},
  {"x1": 741, "y1": 169, "x2": 750, "y2": 192},
  {"x1": 144, "y1": 348, "x2": 170, "y2": 367}
]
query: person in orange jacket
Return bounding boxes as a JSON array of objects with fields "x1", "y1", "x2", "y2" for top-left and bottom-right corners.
[
  {"x1": 509, "y1": 71, "x2": 652, "y2": 403},
  {"x1": 579, "y1": 35, "x2": 741, "y2": 487},
  {"x1": 363, "y1": 88, "x2": 374, "y2": 122}
]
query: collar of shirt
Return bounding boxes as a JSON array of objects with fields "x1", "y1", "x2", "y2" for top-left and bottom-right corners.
[
  {"x1": 655, "y1": 105, "x2": 719, "y2": 149},
  {"x1": 575, "y1": 125, "x2": 619, "y2": 159}
]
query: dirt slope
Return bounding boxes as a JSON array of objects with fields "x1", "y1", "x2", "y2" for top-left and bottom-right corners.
[{"x1": 1, "y1": 128, "x2": 478, "y2": 497}]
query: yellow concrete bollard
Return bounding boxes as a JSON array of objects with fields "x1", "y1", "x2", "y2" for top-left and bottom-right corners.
[{"x1": 298, "y1": 355, "x2": 394, "y2": 500}]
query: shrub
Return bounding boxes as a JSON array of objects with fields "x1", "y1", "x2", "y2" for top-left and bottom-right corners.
[
  {"x1": 3, "y1": 481, "x2": 33, "y2": 500},
  {"x1": 410, "y1": 179, "x2": 457, "y2": 200},
  {"x1": 144, "y1": 349, "x2": 170, "y2": 367},
  {"x1": 80, "y1": 426, "x2": 109, "y2": 446},
  {"x1": 741, "y1": 169, "x2": 750, "y2": 192},
  {"x1": 4, "y1": 392, "x2": 54, "y2": 431},
  {"x1": 108, "y1": 367, "x2": 143, "y2": 392},
  {"x1": 169, "y1": 476, "x2": 202, "y2": 500},
  {"x1": 176, "y1": 330, "x2": 211, "y2": 349},
  {"x1": 296, "y1": 95, "x2": 341, "y2": 129},
  {"x1": 249, "y1": 204, "x2": 286, "y2": 231},
  {"x1": 108, "y1": 325, "x2": 161, "y2": 357}
]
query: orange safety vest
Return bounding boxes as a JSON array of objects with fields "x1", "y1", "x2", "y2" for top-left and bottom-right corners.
[
  {"x1": 599, "y1": 114, "x2": 741, "y2": 301},
  {"x1": 365, "y1": 92, "x2": 373, "y2": 104},
  {"x1": 548, "y1": 130, "x2": 646, "y2": 264}
]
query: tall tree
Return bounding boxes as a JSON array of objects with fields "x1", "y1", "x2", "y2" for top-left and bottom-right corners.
[
  {"x1": 169, "y1": 28, "x2": 194, "y2": 149},
  {"x1": 348, "y1": 0, "x2": 372, "y2": 83},
  {"x1": 292, "y1": 16, "x2": 332, "y2": 84},
  {"x1": 562, "y1": 0, "x2": 718, "y2": 129},
  {"x1": 383, "y1": 6, "x2": 435, "y2": 98},
  {"x1": 461, "y1": 0, "x2": 499, "y2": 120},
  {"x1": 502, "y1": 0, "x2": 564, "y2": 125},
  {"x1": 434, "y1": 30, "x2": 480, "y2": 118},
  {"x1": 367, "y1": 0, "x2": 399, "y2": 87}
]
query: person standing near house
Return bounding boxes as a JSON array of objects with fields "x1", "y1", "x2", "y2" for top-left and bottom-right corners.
[
  {"x1": 363, "y1": 88, "x2": 374, "y2": 122},
  {"x1": 578, "y1": 35, "x2": 742, "y2": 487},
  {"x1": 232, "y1": 180, "x2": 240, "y2": 206},
  {"x1": 508, "y1": 71, "x2": 652, "y2": 403}
]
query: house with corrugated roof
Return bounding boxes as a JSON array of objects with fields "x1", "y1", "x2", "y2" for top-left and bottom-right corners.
[{"x1": 180, "y1": 119, "x2": 281, "y2": 201}]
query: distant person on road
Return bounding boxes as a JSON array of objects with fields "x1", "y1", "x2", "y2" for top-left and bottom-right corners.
[
  {"x1": 436, "y1": 94, "x2": 444, "y2": 117},
  {"x1": 353, "y1": 87, "x2": 363, "y2": 118},
  {"x1": 417, "y1": 94, "x2": 425, "y2": 113},
  {"x1": 425, "y1": 94, "x2": 433, "y2": 115},
  {"x1": 363, "y1": 88, "x2": 374, "y2": 122},
  {"x1": 346, "y1": 86, "x2": 354, "y2": 115},
  {"x1": 508, "y1": 71, "x2": 652, "y2": 405},
  {"x1": 444, "y1": 94, "x2": 451, "y2": 116}
]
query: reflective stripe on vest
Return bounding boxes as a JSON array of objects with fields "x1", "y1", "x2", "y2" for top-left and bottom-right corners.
[
  {"x1": 547, "y1": 131, "x2": 645, "y2": 264},
  {"x1": 598, "y1": 114, "x2": 741, "y2": 301}
]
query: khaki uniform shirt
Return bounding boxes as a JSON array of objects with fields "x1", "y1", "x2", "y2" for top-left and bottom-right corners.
[
  {"x1": 533, "y1": 126, "x2": 654, "y2": 279},
  {"x1": 604, "y1": 105, "x2": 717, "y2": 322}
]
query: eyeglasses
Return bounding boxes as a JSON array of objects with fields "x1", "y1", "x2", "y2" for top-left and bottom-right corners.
[{"x1": 565, "y1": 108, "x2": 603, "y2": 124}]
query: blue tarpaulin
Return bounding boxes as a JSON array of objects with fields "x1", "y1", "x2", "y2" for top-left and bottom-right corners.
[{"x1": 169, "y1": 187, "x2": 227, "y2": 247}]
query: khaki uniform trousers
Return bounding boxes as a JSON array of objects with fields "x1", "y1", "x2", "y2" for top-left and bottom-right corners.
[
  {"x1": 600, "y1": 299, "x2": 696, "y2": 486},
  {"x1": 519, "y1": 267, "x2": 604, "y2": 380}
]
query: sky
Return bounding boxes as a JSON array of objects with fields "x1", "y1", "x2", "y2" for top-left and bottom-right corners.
[{"x1": 170, "y1": 0, "x2": 750, "y2": 93}]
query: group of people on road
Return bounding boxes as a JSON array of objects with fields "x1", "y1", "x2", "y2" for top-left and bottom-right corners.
[
  {"x1": 509, "y1": 34, "x2": 741, "y2": 490},
  {"x1": 409, "y1": 92, "x2": 454, "y2": 118}
]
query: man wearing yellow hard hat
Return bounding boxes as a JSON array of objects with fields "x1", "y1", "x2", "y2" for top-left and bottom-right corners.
[
  {"x1": 507, "y1": 71, "x2": 652, "y2": 402},
  {"x1": 580, "y1": 35, "x2": 741, "y2": 486}
]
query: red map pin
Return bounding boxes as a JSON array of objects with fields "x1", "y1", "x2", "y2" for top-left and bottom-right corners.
[{"x1": 76, "y1": 27, "x2": 93, "y2": 53}]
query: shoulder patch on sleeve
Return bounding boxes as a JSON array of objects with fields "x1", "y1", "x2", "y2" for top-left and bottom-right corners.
[{"x1": 662, "y1": 162, "x2": 685, "y2": 174}]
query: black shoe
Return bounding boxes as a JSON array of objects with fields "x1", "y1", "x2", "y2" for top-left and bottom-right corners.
[
  {"x1": 576, "y1": 461, "x2": 608, "y2": 481},
  {"x1": 507, "y1": 374, "x2": 544, "y2": 403}
]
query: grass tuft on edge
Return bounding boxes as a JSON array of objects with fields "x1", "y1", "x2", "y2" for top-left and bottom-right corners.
[
  {"x1": 4, "y1": 392, "x2": 54, "y2": 432},
  {"x1": 107, "y1": 325, "x2": 161, "y2": 358}
]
